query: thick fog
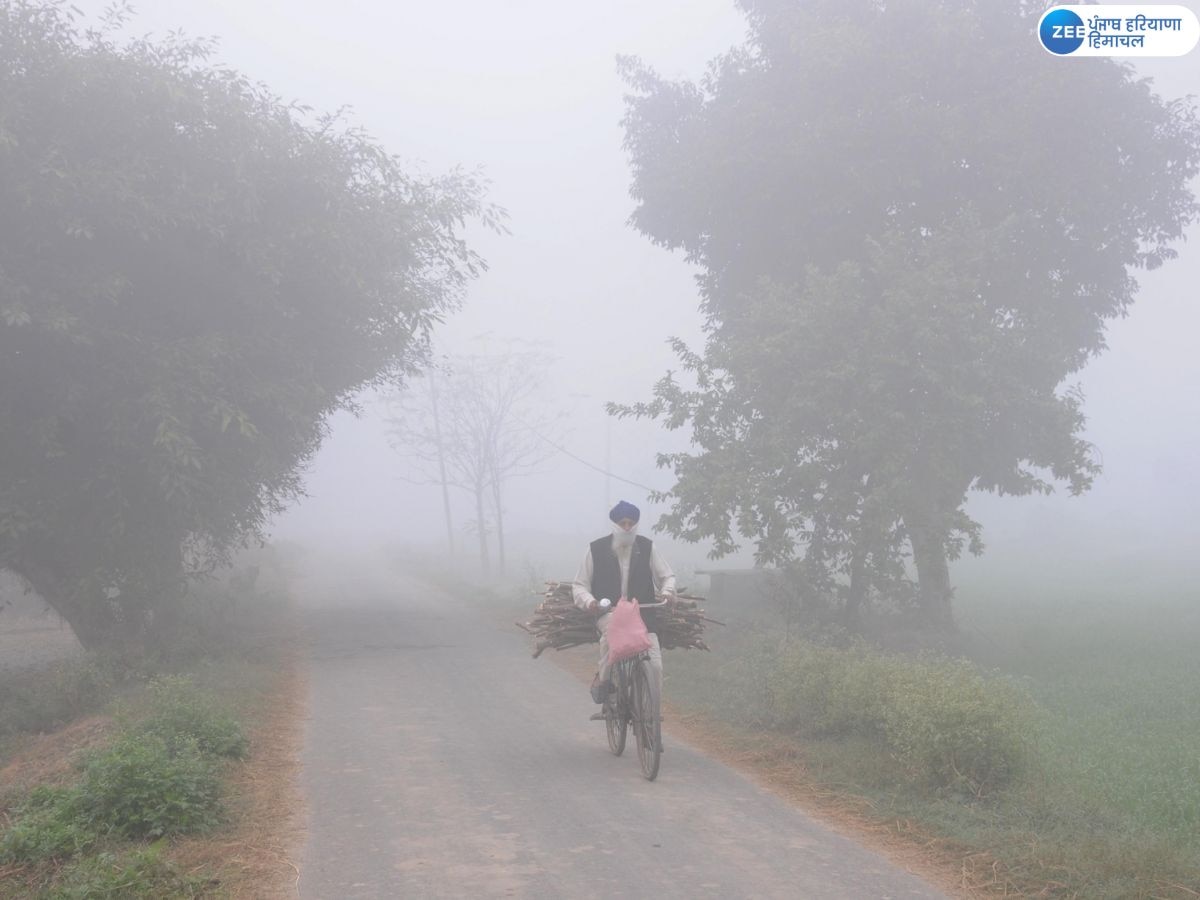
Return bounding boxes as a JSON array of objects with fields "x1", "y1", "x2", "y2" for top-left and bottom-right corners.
[{"x1": 64, "y1": 0, "x2": 1200, "y2": 581}]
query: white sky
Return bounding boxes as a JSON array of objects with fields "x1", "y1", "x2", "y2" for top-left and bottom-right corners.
[{"x1": 70, "y1": 1, "x2": 1200, "y2": 580}]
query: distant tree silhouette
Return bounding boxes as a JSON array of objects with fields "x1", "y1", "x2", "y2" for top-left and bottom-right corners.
[{"x1": 387, "y1": 350, "x2": 557, "y2": 576}]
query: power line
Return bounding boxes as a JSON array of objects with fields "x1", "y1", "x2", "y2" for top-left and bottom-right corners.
[{"x1": 512, "y1": 417, "x2": 661, "y2": 494}]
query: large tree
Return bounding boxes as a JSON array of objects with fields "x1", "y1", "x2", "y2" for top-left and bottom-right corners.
[
  {"x1": 0, "y1": 2, "x2": 498, "y2": 646},
  {"x1": 617, "y1": 0, "x2": 1200, "y2": 627}
]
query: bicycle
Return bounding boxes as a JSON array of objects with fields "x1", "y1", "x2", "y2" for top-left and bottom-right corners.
[{"x1": 598, "y1": 600, "x2": 666, "y2": 781}]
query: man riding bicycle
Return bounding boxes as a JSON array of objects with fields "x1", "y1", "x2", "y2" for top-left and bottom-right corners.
[{"x1": 572, "y1": 500, "x2": 676, "y2": 706}]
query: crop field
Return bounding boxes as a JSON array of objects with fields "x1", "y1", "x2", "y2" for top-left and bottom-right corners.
[
  {"x1": 956, "y1": 569, "x2": 1200, "y2": 856},
  {"x1": 666, "y1": 564, "x2": 1200, "y2": 897}
]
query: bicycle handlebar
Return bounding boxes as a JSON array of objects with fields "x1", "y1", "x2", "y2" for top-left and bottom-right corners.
[{"x1": 593, "y1": 598, "x2": 672, "y2": 613}]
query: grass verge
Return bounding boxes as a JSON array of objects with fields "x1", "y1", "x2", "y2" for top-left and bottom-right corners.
[{"x1": 0, "y1": 553, "x2": 303, "y2": 899}]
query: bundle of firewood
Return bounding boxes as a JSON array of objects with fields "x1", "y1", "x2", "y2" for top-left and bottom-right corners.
[
  {"x1": 517, "y1": 581, "x2": 722, "y2": 658},
  {"x1": 654, "y1": 594, "x2": 718, "y2": 651}
]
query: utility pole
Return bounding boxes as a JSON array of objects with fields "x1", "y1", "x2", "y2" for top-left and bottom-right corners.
[{"x1": 605, "y1": 416, "x2": 612, "y2": 510}]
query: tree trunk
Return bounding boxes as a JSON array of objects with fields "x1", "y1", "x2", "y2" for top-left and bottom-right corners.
[
  {"x1": 474, "y1": 485, "x2": 490, "y2": 576},
  {"x1": 490, "y1": 477, "x2": 506, "y2": 577},
  {"x1": 13, "y1": 562, "x2": 119, "y2": 651},
  {"x1": 428, "y1": 370, "x2": 455, "y2": 558},
  {"x1": 844, "y1": 545, "x2": 867, "y2": 629},
  {"x1": 843, "y1": 472, "x2": 873, "y2": 630},
  {"x1": 906, "y1": 517, "x2": 955, "y2": 631}
]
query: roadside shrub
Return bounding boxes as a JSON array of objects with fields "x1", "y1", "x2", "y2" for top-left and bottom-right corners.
[
  {"x1": 767, "y1": 641, "x2": 895, "y2": 736},
  {"x1": 759, "y1": 639, "x2": 1036, "y2": 795},
  {"x1": 132, "y1": 676, "x2": 249, "y2": 759},
  {"x1": 0, "y1": 654, "x2": 119, "y2": 739},
  {"x1": 882, "y1": 659, "x2": 1033, "y2": 795},
  {"x1": 0, "y1": 786, "x2": 93, "y2": 863},
  {"x1": 50, "y1": 657, "x2": 116, "y2": 717},
  {"x1": 1, "y1": 678, "x2": 240, "y2": 864},
  {"x1": 700, "y1": 630, "x2": 781, "y2": 727},
  {"x1": 75, "y1": 734, "x2": 222, "y2": 838}
]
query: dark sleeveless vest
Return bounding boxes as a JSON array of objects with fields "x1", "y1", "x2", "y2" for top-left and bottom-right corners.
[{"x1": 590, "y1": 533, "x2": 659, "y2": 634}]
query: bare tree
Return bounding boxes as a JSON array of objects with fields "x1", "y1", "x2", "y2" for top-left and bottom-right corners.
[
  {"x1": 387, "y1": 349, "x2": 558, "y2": 575},
  {"x1": 386, "y1": 362, "x2": 460, "y2": 561}
]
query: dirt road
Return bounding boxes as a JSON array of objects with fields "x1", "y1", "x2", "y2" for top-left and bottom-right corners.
[{"x1": 296, "y1": 568, "x2": 946, "y2": 899}]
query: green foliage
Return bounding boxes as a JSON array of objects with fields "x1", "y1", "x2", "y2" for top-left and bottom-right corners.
[
  {"x1": 0, "y1": 0, "x2": 498, "y2": 648},
  {"x1": 0, "y1": 786, "x2": 94, "y2": 864},
  {"x1": 131, "y1": 676, "x2": 249, "y2": 760},
  {"x1": 668, "y1": 576, "x2": 1200, "y2": 895},
  {"x1": 0, "y1": 654, "x2": 119, "y2": 740},
  {"x1": 0, "y1": 678, "x2": 243, "y2": 864},
  {"x1": 721, "y1": 636, "x2": 1035, "y2": 795},
  {"x1": 766, "y1": 641, "x2": 893, "y2": 738},
  {"x1": 615, "y1": 0, "x2": 1200, "y2": 623},
  {"x1": 881, "y1": 658, "x2": 1032, "y2": 795},
  {"x1": 48, "y1": 658, "x2": 116, "y2": 718},
  {"x1": 47, "y1": 845, "x2": 211, "y2": 899},
  {"x1": 955, "y1": 575, "x2": 1200, "y2": 848},
  {"x1": 74, "y1": 734, "x2": 222, "y2": 840}
]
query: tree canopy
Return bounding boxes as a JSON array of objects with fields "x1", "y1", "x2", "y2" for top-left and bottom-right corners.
[
  {"x1": 616, "y1": 0, "x2": 1200, "y2": 627},
  {"x1": 0, "y1": 2, "x2": 498, "y2": 646}
]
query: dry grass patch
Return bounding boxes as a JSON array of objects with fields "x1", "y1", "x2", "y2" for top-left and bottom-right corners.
[
  {"x1": 168, "y1": 642, "x2": 306, "y2": 899},
  {"x1": 0, "y1": 716, "x2": 114, "y2": 799}
]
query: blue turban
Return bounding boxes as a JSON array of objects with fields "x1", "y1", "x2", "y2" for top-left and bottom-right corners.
[{"x1": 609, "y1": 500, "x2": 640, "y2": 524}]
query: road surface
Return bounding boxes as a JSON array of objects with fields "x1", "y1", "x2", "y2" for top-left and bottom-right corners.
[{"x1": 296, "y1": 568, "x2": 947, "y2": 899}]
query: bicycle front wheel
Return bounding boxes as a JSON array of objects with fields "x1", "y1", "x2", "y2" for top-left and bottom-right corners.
[
  {"x1": 605, "y1": 699, "x2": 628, "y2": 756},
  {"x1": 606, "y1": 665, "x2": 628, "y2": 756},
  {"x1": 632, "y1": 658, "x2": 661, "y2": 781}
]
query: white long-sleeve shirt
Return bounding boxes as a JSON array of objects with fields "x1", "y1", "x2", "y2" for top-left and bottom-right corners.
[{"x1": 572, "y1": 537, "x2": 676, "y2": 609}]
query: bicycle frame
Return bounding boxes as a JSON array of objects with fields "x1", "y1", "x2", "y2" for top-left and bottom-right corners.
[{"x1": 601, "y1": 600, "x2": 666, "y2": 780}]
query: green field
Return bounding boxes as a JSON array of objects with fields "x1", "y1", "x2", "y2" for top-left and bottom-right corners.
[
  {"x1": 667, "y1": 566, "x2": 1200, "y2": 898},
  {"x1": 956, "y1": 571, "x2": 1200, "y2": 853}
]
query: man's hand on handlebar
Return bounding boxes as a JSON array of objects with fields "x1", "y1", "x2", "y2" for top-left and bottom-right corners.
[{"x1": 586, "y1": 597, "x2": 612, "y2": 615}]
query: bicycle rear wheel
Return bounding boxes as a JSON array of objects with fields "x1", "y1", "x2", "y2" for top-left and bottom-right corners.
[
  {"x1": 606, "y1": 665, "x2": 627, "y2": 756},
  {"x1": 632, "y1": 658, "x2": 661, "y2": 781}
]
